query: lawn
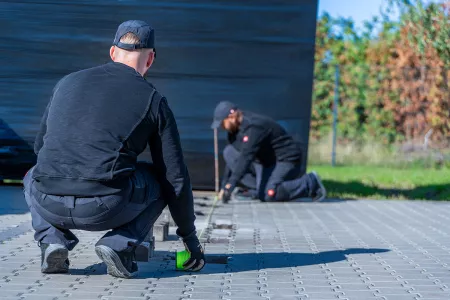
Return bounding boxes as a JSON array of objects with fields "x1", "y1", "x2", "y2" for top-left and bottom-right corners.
[{"x1": 308, "y1": 165, "x2": 450, "y2": 201}]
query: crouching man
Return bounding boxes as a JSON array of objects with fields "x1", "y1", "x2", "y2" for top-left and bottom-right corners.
[{"x1": 23, "y1": 20, "x2": 205, "y2": 278}]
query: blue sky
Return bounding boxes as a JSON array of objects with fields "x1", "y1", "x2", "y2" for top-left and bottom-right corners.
[
  {"x1": 318, "y1": 0, "x2": 437, "y2": 31},
  {"x1": 318, "y1": 0, "x2": 394, "y2": 29}
]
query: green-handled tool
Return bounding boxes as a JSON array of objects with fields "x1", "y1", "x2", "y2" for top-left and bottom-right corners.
[
  {"x1": 175, "y1": 128, "x2": 221, "y2": 270},
  {"x1": 176, "y1": 250, "x2": 191, "y2": 270}
]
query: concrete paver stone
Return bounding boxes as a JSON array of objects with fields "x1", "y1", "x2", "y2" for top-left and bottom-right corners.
[{"x1": 1, "y1": 187, "x2": 450, "y2": 299}]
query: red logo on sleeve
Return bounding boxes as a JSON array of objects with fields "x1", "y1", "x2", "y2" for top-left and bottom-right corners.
[{"x1": 243, "y1": 136, "x2": 249, "y2": 142}]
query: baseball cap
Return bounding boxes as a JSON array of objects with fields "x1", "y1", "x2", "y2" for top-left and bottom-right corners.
[
  {"x1": 211, "y1": 101, "x2": 238, "y2": 129},
  {"x1": 113, "y1": 20, "x2": 155, "y2": 51}
]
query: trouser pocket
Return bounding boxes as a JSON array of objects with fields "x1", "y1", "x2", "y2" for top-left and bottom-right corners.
[{"x1": 130, "y1": 162, "x2": 160, "y2": 205}]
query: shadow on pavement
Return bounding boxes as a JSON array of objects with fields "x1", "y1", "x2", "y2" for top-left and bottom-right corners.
[
  {"x1": 70, "y1": 263, "x2": 106, "y2": 276},
  {"x1": 230, "y1": 198, "x2": 355, "y2": 204},
  {"x1": 78, "y1": 248, "x2": 390, "y2": 278},
  {"x1": 291, "y1": 198, "x2": 356, "y2": 203}
]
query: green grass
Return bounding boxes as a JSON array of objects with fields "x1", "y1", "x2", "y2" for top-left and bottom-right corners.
[
  {"x1": 307, "y1": 136, "x2": 450, "y2": 169},
  {"x1": 3, "y1": 179, "x2": 23, "y2": 184},
  {"x1": 307, "y1": 165, "x2": 450, "y2": 200}
]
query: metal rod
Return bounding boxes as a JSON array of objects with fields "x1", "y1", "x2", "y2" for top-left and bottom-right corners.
[
  {"x1": 214, "y1": 127, "x2": 219, "y2": 195},
  {"x1": 198, "y1": 128, "x2": 220, "y2": 241},
  {"x1": 332, "y1": 65, "x2": 339, "y2": 167}
]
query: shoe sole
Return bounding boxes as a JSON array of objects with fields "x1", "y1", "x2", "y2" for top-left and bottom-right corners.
[
  {"x1": 41, "y1": 244, "x2": 69, "y2": 274},
  {"x1": 311, "y1": 171, "x2": 327, "y2": 202},
  {"x1": 95, "y1": 245, "x2": 137, "y2": 279}
]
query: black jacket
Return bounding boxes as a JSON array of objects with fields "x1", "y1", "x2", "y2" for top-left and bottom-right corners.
[
  {"x1": 222, "y1": 111, "x2": 302, "y2": 191},
  {"x1": 32, "y1": 62, "x2": 195, "y2": 238}
]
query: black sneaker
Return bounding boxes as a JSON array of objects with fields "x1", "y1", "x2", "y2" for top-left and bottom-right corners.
[
  {"x1": 95, "y1": 245, "x2": 138, "y2": 279},
  {"x1": 311, "y1": 171, "x2": 327, "y2": 202},
  {"x1": 40, "y1": 243, "x2": 69, "y2": 274}
]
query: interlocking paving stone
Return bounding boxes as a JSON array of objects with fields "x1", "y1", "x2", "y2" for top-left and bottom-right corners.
[{"x1": 2, "y1": 188, "x2": 450, "y2": 299}]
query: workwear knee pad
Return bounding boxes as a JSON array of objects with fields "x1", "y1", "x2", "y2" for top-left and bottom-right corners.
[{"x1": 261, "y1": 185, "x2": 289, "y2": 202}]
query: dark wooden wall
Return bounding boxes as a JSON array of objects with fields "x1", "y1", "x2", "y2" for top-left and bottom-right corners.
[{"x1": 0, "y1": 0, "x2": 318, "y2": 189}]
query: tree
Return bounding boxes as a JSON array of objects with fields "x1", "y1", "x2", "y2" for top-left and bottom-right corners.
[{"x1": 312, "y1": 0, "x2": 449, "y2": 146}]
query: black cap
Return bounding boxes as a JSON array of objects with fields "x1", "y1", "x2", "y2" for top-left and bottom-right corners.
[
  {"x1": 211, "y1": 101, "x2": 238, "y2": 129},
  {"x1": 113, "y1": 20, "x2": 155, "y2": 50}
]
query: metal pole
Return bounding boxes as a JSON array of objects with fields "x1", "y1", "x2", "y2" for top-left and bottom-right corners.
[
  {"x1": 332, "y1": 65, "x2": 339, "y2": 167},
  {"x1": 199, "y1": 128, "x2": 220, "y2": 241},
  {"x1": 214, "y1": 128, "x2": 219, "y2": 195}
]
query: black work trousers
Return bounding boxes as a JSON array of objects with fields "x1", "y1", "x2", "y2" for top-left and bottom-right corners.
[
  {"x1": 223, "y1": 145, "x2": 317, "y2": 201},
  {"x1": 23, "y1": 162, "x2": 166, "y2": 252}
]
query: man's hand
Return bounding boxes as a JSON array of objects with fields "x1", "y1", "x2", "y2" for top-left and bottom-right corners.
[
  {"x1": 222, "y1": 185, "x2": 232, "y2": 204},
  {"x1": 219, "y1": 184, "x2": 232, "y2": 203},
  {"x1": 182, "y1": 234, "x2": 205, "y2": 271}
]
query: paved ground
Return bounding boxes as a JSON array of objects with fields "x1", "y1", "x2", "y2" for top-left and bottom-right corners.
[{"x1": 1, "y1": 185, "x2": 450, "y2": 299}]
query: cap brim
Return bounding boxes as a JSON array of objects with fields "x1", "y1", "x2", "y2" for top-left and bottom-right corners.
[{"x1": 211, "y1": 120, "x2": 221, "y2": 129}]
